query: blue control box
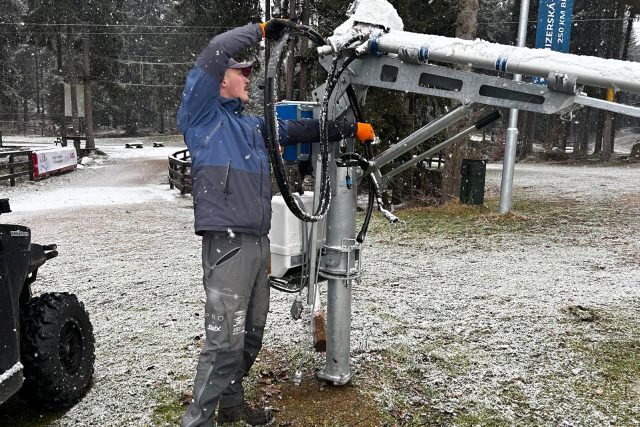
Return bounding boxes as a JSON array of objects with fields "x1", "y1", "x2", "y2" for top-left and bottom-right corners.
[{"x1": 276, "y1": 102, "x2": 314, "y2": 162}]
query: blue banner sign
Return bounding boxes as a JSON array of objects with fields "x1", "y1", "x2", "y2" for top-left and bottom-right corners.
[{"x1": 535, "y1": 0, "x2": 575, "y2": 52}]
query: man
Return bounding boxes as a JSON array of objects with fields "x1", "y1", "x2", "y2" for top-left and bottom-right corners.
[{"x1": 177, "y1": 19, "x2": 374, "y2": 427}]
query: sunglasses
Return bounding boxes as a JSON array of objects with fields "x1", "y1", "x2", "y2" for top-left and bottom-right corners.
[{"x1": 240, "y1": 66, "x2": 252, "y2": 77}]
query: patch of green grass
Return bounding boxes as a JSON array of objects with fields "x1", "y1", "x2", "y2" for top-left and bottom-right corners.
[
  {"x1": 563, "y1": 304, "x2": 601, "y2": 323},
  {"x1": 150, "y1": 386, "x2": 185, "y2": 426},
  {"x1": 370, "y1": 340, "x2": 551, "y2": 426},
  {"x1": 571, "y1": 338, "x2": 640, "y2": 422},
  {"x1": 500, "y1": 382, "x2": 529, "y2": 405},
  {"x1": 539, "y1": 310, "x2": 640, "y2": 424},
  {"x1": 365, "y1": 343, "x2": 474, "y2": 422},
  {"x1": 375, "y1": 312, "x2": 410, "y2": 335},
  {"x1": 420, "y1": 344, "x2": 472, "y2": 377},
  {"x1": 242, "y1": 355, "x2": 285, "y2": 402},
  {"x1": 362, "y1": 196, "x2": 582, "y2": 241},
  {"x1": 451, "y1": 408, "x2": 512, "y2": 426},
  {"x1": 385, "y1": 344, "x2": 413, "y2": 365}
]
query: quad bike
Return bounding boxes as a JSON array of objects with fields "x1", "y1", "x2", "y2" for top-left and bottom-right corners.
[{"x1": 0, "y1": 198, "x2": 95, "y2": 409}]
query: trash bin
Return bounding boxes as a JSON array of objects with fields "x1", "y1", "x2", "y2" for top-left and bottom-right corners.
[{"x1": 460, "y1": 159, "x2": 487, "y2": 205}]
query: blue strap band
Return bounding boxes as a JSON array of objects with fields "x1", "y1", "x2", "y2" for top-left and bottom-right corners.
[
  {"x1": 495, "y1": 56, "x2": 508, "y2": 72},
  {"x1": 369, "y1": 32, "x2": 383, "y2": 57},
  {"x1": 419, "y1": 46, "x2": 429, "y2": 63}
]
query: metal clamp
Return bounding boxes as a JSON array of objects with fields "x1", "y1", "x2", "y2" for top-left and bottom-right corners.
[
  {"x1": 547, "y1": 72, "x2": 580, "y2": 95},
  {"x1": 319, "y1": 239, "x2": 361, "y2": 279},
  {"x1": 342, "y1": 238, "x2": 360, "y2": 281},
  {"x1": 398, "y1": 46, "x2": 429, "y2": 64}
]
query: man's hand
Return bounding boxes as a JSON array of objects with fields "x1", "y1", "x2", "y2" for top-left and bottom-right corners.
[
  {"x1": 356, "y1": 122, "x2": 375, "y2": 144},
  {"x1": 260, "y1": 18, "x2": 297, "y2": 41}
]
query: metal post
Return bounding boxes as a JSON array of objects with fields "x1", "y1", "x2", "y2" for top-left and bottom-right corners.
[
  {"x1": 317, "y1": 154, "x2": 358, "y2": 385},
  {"x1": 28, "y1": 152, "x2": 34, "y2": 182},
  {"x1": 180, "y1": 162, "x2": 187, "y2": 195},
  {"x1": 306, "y1": 151, "x2": 323, "y2": 306},
  {"x1": 83, "y1": 33, "x2": 95, "y2": 150},
  {"x1": 286, "y1": 0, "x2": 295, "y2": 100},
  {"x1": 9, "y1": 154, "x2": 15, "y2": 187},
  {"x1": 321, "y1": 275, "x2": 353, "y2": 384},
  {"x1": 499, "y1": 0, "x2": 530, "y2": 214},
  {"x1": 265, "y1": 0, "x2": 271, "y2": 84}
]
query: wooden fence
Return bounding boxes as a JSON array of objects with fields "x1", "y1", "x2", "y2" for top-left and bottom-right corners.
[
  {"x1": 168, "y1": 149, "x2": 192, "y2": 194},
  {"x1": 0, "y1": 150, "x2": 33, "y2": 186}
]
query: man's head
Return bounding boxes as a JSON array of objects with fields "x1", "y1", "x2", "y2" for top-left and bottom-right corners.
[{"x1": 220, "y1": 58, "x2": 252, "y2": 104}]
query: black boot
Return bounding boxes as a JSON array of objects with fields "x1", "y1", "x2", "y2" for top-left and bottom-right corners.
[{"x1": 217, "y1": 404, "x2": 274, "y2": 426}]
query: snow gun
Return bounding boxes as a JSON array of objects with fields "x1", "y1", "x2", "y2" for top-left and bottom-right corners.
[{"x1": 263, "y1": 0, "x2": 640, "y2": 385}]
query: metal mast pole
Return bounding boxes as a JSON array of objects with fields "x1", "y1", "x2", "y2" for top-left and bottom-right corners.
[
  {"x1": 317, "y1": 149, "x2": 358, "y2": 385},
  {"x1": 499, "y1": 0, "x2": 531, "y2": 214}
]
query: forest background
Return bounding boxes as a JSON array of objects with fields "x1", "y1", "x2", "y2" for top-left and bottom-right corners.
[{"x1": 1, "y1": 0, "x2": 638, "y2": 201}]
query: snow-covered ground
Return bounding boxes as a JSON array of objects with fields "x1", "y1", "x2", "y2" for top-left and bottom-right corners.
[
  {"x1": 1, "y1": 135, "x2": 183, "y2": 158},
  {"x1": 1, "y1": 136, "x2": 639, "y2": 425}
]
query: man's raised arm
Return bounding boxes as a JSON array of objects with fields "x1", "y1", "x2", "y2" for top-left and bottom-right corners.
[{"x1": 177, "y1": 24, "x2": 262, "y2": 132}]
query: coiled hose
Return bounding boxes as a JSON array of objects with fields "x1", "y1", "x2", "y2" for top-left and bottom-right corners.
[{"x1": 263, "y1": 28, "x2": 364, "y2": 222}]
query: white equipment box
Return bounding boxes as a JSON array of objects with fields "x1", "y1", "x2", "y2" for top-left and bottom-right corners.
[{"x1": 269, "y1": 193, "x2": 325, "y2": 278}]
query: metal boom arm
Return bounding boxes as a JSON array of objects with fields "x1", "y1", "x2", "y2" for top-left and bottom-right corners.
[
  {"x1": 373, "y1": 31, "x2": 640, "y2": 93},
  {"x1": 320, "y1": 24, "x2": 640, "y2": 119}
]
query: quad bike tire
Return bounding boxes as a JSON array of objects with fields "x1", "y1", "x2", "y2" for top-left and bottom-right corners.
[{"x1": 20, "y1": 292, "x2": 95, "y2": 408}]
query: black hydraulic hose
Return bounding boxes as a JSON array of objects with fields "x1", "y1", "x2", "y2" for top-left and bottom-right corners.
[
  {"x1": 475, "y1": 110, "x2": 501, "y2": 130},
  {"x1": 339, "y1": 152, "x2": 370, "y2": 170},
  {"x1": 357, "y1": 141, "x2": 376, "y2": 243},
  {"x1": 345, "y1": 82, "x2": 365, "y2": 122},
  {"x1": 315, "y1": 49, "x2": 361, "y2": 216},
  {"x1": 264, "y1": 32, "x2": 331, "y2": 222},
  {"x1": 264, "y1": 29, "x2": 364, "y2": 222},
  {"x1": 343, "y1": 141, "x2": 379, "y2": 243},
  {"x1": 264, "y1": 27, "x2": 363, "y2": 222},
  {"x1": 343, "y1": 82, "x2": 400, "y2": 230},
  {"x1": 344, "y1": 83, "x2": 376, "y2": 244},
  {"x1": 317, "y1": 33, "x2": 369, "y2": 207},
  {"x1": 293, "y1": 25, "x2": 326, "y2": 46}
]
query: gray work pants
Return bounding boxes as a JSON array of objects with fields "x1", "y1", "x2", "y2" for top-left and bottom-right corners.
[{"x1": 181, "y1": 231, "x2": 270, "y2": 427}]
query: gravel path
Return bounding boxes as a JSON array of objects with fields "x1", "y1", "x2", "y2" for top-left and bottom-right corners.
[{"x1": 1, "y1": 137, "x2": 639, "y2": 426}]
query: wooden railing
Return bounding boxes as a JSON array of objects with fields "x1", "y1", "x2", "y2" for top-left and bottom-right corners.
[
  {"x1": 168, "y1": 149, "x2": 192, "y2": 194},
  {"x1": 0, "y1": 150, "x2": 33, "y2": 187}
]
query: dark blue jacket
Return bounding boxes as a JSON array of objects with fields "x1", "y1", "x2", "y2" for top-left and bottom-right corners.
[{"x1": 177, "y1": 23, "x2": 354, "y2": 236}]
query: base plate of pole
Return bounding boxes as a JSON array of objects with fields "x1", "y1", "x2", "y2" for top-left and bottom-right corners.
[{"x1": 316, "y1": 369, "x2": 353, "y2": 386}]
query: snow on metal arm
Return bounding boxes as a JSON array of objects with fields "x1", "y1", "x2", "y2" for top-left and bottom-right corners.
[
  {"x1": 372, "y1": 31, "x2": 640, "y2": 94},
  {"x1": 318, "y1": 0, "x2": 640, "y2": 118}
]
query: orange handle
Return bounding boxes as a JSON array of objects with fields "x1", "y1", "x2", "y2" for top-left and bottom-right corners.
[{"x1": 356, "y1": 122, "x2": 375, "y2": 144}]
